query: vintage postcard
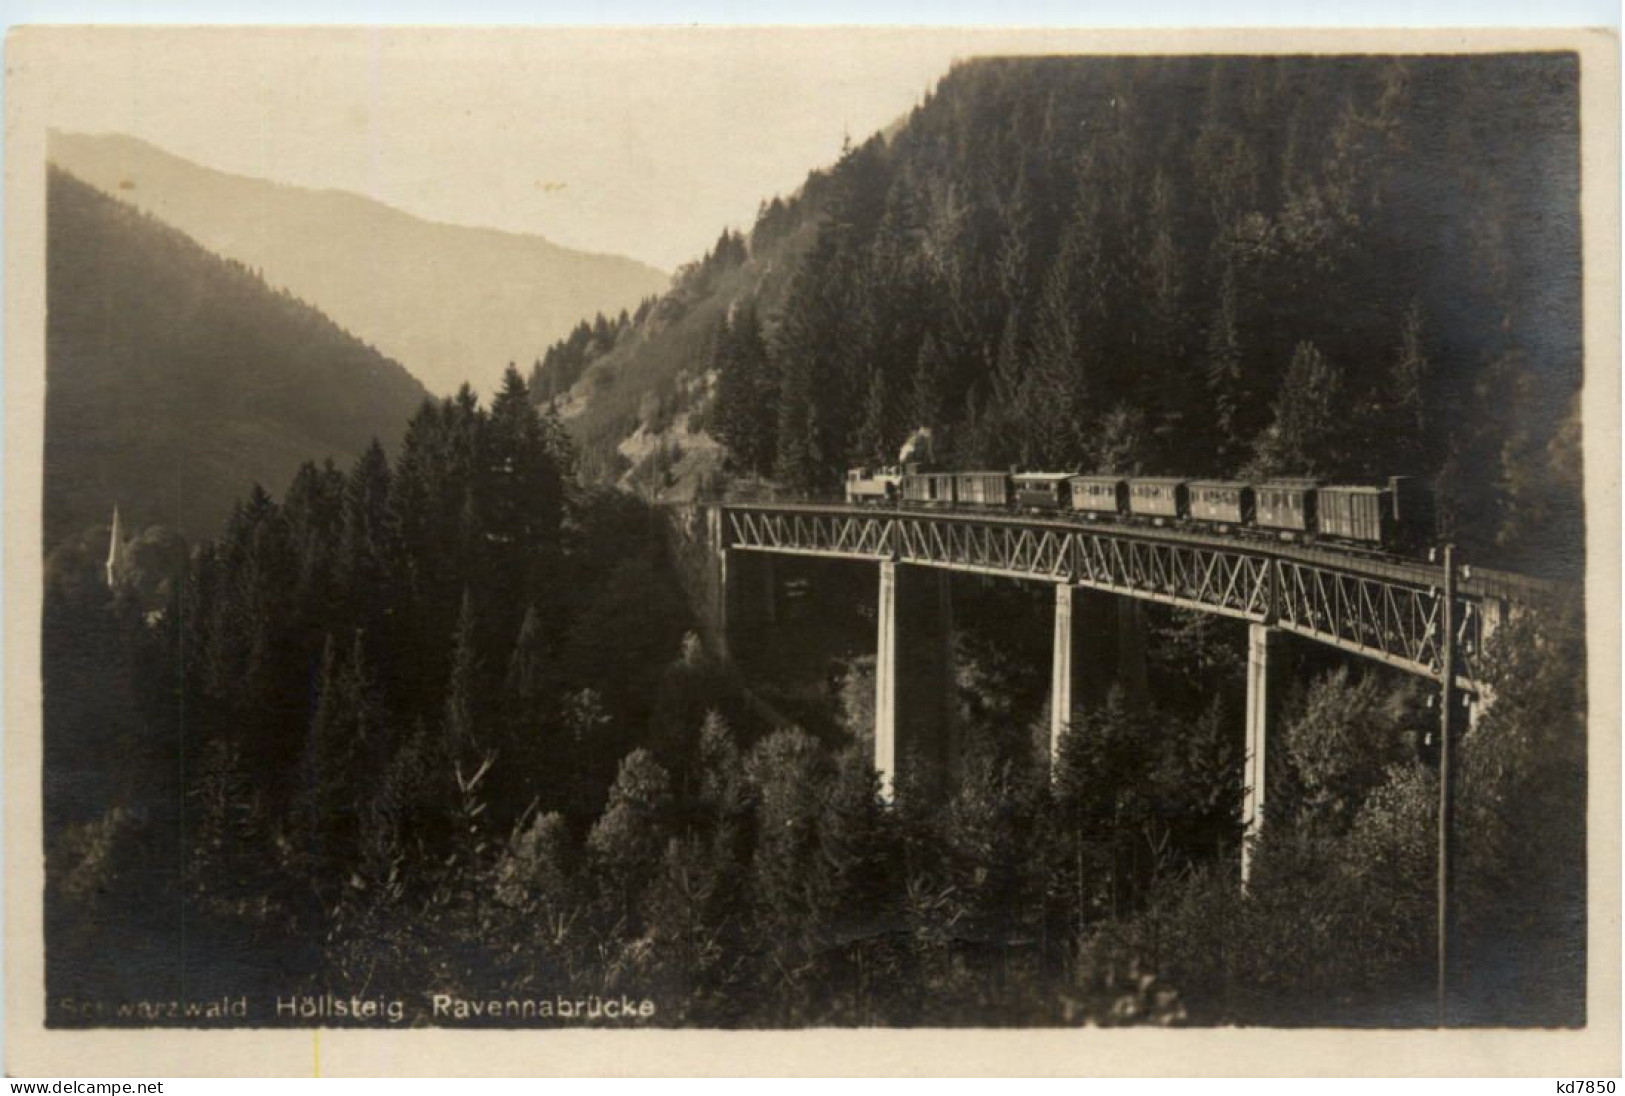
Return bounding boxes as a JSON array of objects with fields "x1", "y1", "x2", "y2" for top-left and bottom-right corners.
[{"x1": 4, "y1": 25, "x2": 1619, "y2": 1077}]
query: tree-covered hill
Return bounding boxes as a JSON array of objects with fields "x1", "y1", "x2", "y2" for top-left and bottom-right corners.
[
  {"x1": 46, "y1": 168, "x2": 433, "y2": 544},
  {"x1": 551, "y1": 54, "x2": 1582, "y2": 576}
]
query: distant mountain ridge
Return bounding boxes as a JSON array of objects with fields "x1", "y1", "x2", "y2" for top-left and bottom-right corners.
[
  {"x1": 46, "y1": 167, "x2": 432, "y2": 543},
  {"x1": 49, "y1": 132, "x2": 670, "y2": 395}
]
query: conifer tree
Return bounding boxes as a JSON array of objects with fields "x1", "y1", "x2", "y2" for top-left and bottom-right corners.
[
  {"x1": 493, "y1": 603, "x2": 553, "y2": 815},
  {"x1": 1387, "y1": 301, "x2": 1431, "y2": 471},
  {"x1": 587, "y1": 748, "x2": 674, "y2": 931},
  {"x1": 852, "y1": 367, "x2": 894, "y2": 467},
  {"x1": 940, "y1": 745, "x2": 1044, "y2": 983},
  {"x1": 908, "y1": 332, "x2": 949, "y2": 439},
  {"x1": 443, "y1": 590, "x2": 481, "y2": 754},
  {"x1": 774, "y1": 226, "x2": 845, "y2": 493},
  {"x1": 744, "y1": 728, "x2": 834, "y2": 1014},
  {"x1": 337, "y1": 439, "x2": 395, "y2": 634},
  {"x1": 1251, "y1": 340, "x2": 1347, "y2": 476},
  {"x1": 1028, "y1": 186, "x2": 1106, "y2": 467},
  {"x1": 283, "y1": 459, "x2": 347, "y2": 628},
  {"x1": 297, "y1": 632, "x2": 385, "y2": 898},
  {"x1": 818, "y1": 746, "x2": 901, "y2": 1021},
  {"x1": 711, "y1": 305, "x2": 778, "y2": 476},
  {"x1": 1204, "y1": 256, "x2": 1245, "y2": 465},
  {"x1": 1138, "y1": 169, "x2": 1188, "y2": 421}
]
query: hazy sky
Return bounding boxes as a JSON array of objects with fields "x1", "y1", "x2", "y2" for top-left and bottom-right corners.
[{"x1": 27, "y1": 27, "x2": 1096, "y2": 271}]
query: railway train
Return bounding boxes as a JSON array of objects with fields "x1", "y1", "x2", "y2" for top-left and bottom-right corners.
[{"x1": 843, "y1": 433, "x2": 1434, "y2": 553}]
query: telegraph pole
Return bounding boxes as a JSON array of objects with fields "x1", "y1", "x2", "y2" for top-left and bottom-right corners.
[{"x1": 1436, "y1": 544, "x2": 1456, "y2": 1027}]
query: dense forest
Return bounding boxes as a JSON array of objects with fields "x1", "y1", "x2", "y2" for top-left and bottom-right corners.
[
  {"x1": 549, "y1": 55, "x2": 1582, "y2": 578},
  {"x1": 43, "y1": 53, "x2": 1587, "y2": 1030},
  {"x1": 47, "y1": 367, "x2": 1584, "y2": 1028},
  {"x1": 46, "y1": 169, "x2": 431, "y2": 543}
]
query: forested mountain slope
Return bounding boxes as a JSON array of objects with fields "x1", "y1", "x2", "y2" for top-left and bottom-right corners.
[
  {"x1": 46, "y1": 168, "x2": 431, "y2": 543},
  {"x1": 551, "y1": 54, "x2": 1582, "y2": 575},
  {"x1": 50, "y1": 132, "x2": 670, "y2": 396}
]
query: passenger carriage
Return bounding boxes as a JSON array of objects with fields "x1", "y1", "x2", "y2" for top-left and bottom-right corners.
[
  {"x1": 1068, "y1": 475, "x2": 1128, "y2": 519},
  {"x1": 1255, "y1": 478, "x2": 1319, "y2": 538},
  {"x1": 1187, "y1": 480, "x2": 1253, "y2": 528},
  {"x1": 1127, "y1": 477, "x2": 1188, "y2": 522}
]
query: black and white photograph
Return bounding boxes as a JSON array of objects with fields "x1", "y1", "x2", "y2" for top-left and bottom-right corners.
[{"x1": 4, "y1": 24, "x2": 1617, "y2": 1076}]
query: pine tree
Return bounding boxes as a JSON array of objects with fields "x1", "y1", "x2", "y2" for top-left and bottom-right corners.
[
  {"x1": 587, "y1": 748, "x2": 674, "y2": 932},
  {"x1": 336, "y1": 439, "x2": 395, "y2": 634},
  {"x1": 1027, "y1": 185, "x2": 1107, "y2": 467},
  {"x1": 491, "y1": 809, "x2": 583, "y2": 989},
  {"x1": 562, "y1": 687, "x2": 615, "y2": 822},
  {"x1": 388, "y1": 400, "x2": 448, "y2": 599},
  {"x1": 940, "y1": 744, "x2": 1044, "y2": 994},
  {"x1": 744, "y1": 728, "x2": 834, "y2": 1016},
  {"x1": 818, "y1": 746, "x2": 901, "y2": 1021},
  {"x1": 214, "y1": 485, "x2": 299, "y2": 776},
  {"x1": 908, "y1": 332, "x2": 949, "y2": 439},
  {"x1": 1387, "y1": 301, "x2": 1430, "y2": 472},
  {"x1": 283, "y1": 459, "x2": 348, "y2": 624},
  {"x1": 1053, "y1": 686, "x2": 1152, "y2": 923},
  {"x1": 494, "y1": 603, "x2": 553, "y2": 816},
  {"x1": 774, "y1": 225, "x2": 845, "y2": 493},
  {"x1": 503, "y1": 603, "x2": 549, "y2": 709},
  {"x1": 296, "y1": 632, "x2": 384, "y2": 898},
  {"x1": 711, "y1": 305, "x2": 778, "y2": 476},
  {"x1": 1138, "y1": 169, "x2": 1188, "y2": 424},
  {"x1": 775, "y1": 345, "x2": 826, "y2": 493},
  {"x1": 483, "y1": 365, "x2": 567, "y2": 635},
  {"x1": 1251, "y1": 340, "x2": 1347, "y2": 476},
  {"x1": 443, "y1": 590, "x2": 481, "y2": 754},
  {"x1": 1204, "y1": 256, "x2": 1245, "y2": 466},
  {"x1": 852, "y1": 367, "x2": 894, "y2": 467}
]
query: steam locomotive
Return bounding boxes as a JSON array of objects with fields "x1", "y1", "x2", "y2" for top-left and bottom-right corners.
[{"x1": 843, "y1": 431, "x2": 1433, "y2": 553}]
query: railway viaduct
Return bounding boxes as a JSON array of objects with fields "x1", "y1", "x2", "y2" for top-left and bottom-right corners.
[
  {"x1": 671, "y1": 501, "x2": 1554, "y2": 878},
  {"x1": 664, "y1": 498, "x2": 1562, "y2": 1024}
]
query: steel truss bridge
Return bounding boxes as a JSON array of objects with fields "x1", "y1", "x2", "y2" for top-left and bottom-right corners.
[{"x1": 717, "y1": 501, "x2": 1557, "y2": 691}]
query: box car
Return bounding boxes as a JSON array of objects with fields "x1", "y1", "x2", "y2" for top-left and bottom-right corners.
[
  {"x1": 902, "y1": 472, "x2": 957, "y2": 505},
  {"x1": 1188, "y1": 480, "x2": 1254, "y2": 526},
  {"x1": 1317, "y1": 485, "x2": 1387, "y2": 544},
  {"x1": 1069, "y1": 475, "x2": 1128, "y2": 517},
  {"x1": 1315, "y1": 482, "x2": 1421, "y2": 545},
  {"x1": 1255, "y1": 479, "x2": 1318, "y2": 534},
  {"x1": 955, "y1": 472, "x2": 1011, "y2": 508},
  {"x1": 1012, "y1": 471, "x2": 1072, "y2": 510},
  {"x1": 1127, "y1": 477, "x2": 1188, "y2": 520}
]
